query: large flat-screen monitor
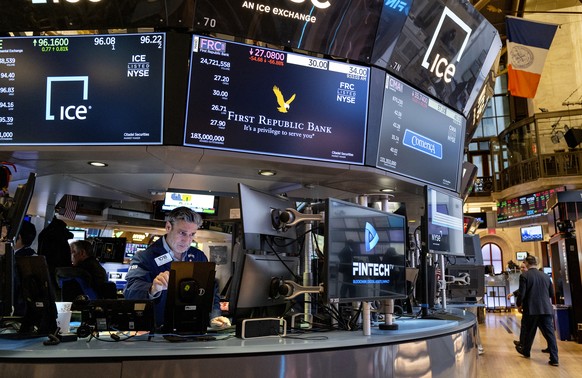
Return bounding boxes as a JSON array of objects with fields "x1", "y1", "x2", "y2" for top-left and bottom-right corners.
[
  {"x1": 369, "y1": 73, "x2": 465, "y2": 192},
  {"x1": 424, "y1": 186, "x2": 464, "y2": 256},
  {"x1": 446, "y1": 264, "x2": 485, "y2": 300},
  {"x1": 0, "y1": 33, "x2": 165, "y2": 145},
  {"x1": 192, "y1": 0, "x2": 383, "y2": 63},
  {"x1": 324, "y1": 198, "x2": 407, "y2": 303},
  {"x1": 163, "y1": 262, "x2": 216, "y2": 335},
  {"x1": 162, "y1": 190, "x2": 217, "y2": 215},
  {"x1": 228, "y1": 253, "x2": 299, "y2": 325},
  {"x1": 520, "y1": 225, "x2": 543, "y2": 243},
  {"x1": 238, "y1": 183, "x2": 297, "y2": 252},
  {"x1": 184, "y1": 34, "x2": 370, "y2": 165}
]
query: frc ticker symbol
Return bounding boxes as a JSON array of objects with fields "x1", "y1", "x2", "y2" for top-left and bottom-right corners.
[
  {"x1": 45, "y1": 76, "x2": 89, "y2": 121},
  {"x1": 365, "y1": 222, "x2": 379, "y2": 252}
]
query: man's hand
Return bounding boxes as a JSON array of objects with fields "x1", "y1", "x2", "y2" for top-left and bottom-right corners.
[{"x1": 150, "y1": 271, "x2": 170, "y2": 295}]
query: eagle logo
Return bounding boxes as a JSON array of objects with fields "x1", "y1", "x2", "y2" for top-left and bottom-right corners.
[{"x1": 272, "y1": 85, "x2": 296, "y2": 113}]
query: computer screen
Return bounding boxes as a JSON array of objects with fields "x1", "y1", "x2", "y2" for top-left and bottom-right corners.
[
  {"x1": 228, "y1": 253, "x2": 299, "y2": 325},
  {"x1": 324, "y1": 198, "x2": 407, "y2": 303},
  {"x1": 163, "y1": 262, "x2": 216, "y2": 335},
  {"x1": 424, "y1": 186, "x2": 465, "y2": 256},
  {"x1": 238, "y1": 183, "x2": 297, "y2": 252},
  {"x1": 92, "y1": 237, "x2": 127, "y2": 263},
  {"x1": 520, "y1": 225, "x2": 543, "y2": 242}
]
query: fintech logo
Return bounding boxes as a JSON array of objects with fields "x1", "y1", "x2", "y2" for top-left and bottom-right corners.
[
  {"x1": 273, "y1": 85, "x2": 296, "y2": 113},
  {"x1": 45, "y1": 76, "x2": 90, "y2": 121},
  {"x1": 365, "y1": 222, "x2": 379, "y2": 252},
  {"x1": 385, "y1": 0, "x2": 408, "y2": 13},
  {"x1": 420, "y1": 6, "x2": 472, "y2": 84}
]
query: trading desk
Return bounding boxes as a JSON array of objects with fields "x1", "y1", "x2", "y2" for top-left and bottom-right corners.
[{"x1": 0, "y1": 309, "x2": 477, "y2": 378}]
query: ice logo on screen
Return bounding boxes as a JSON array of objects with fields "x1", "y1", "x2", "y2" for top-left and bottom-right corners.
[
  {"x1": 45, "y1": 76, "x2": 90, "y2": 121},
  {"x1": 420, "y1": 6, "x2": 472, "y2": 84},
  {"x1": 272, "y1": 85, "x2": 296, "y2": 113},
  {"x1": 365, "y1": 222, "x2": 379, "y2": 252},
  {"x1": 288, "y1": 0, "x2": 331, "y2": 9}
]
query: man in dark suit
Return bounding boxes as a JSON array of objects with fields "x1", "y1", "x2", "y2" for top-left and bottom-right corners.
[{"x1": 515, "y1": 255, "x2": 559, "y2": 366}]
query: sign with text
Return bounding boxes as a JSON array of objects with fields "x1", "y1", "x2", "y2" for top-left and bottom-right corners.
[{"x1": 183, "y1": 35, "x2": 370, "y2": 164}]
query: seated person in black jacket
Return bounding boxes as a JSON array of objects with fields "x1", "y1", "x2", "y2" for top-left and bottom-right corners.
[{"x1": 56, "y1": 240, "x2": 113, "y2": 299}]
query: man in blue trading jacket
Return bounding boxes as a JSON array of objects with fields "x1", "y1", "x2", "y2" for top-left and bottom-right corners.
[{"x1": 124, "y1": 206, "x2": 230, "y2": 330}]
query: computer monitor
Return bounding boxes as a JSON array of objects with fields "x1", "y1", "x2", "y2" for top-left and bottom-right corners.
[
  {"x1": 520, "y1": 225, "x2": 543, "y2": 242},
  {"x1": 424, "y1": 186, "x2": 465, "y2": 257},
  {"x1": 163, "y1": 261, "x2": 216, "y2": 335},
  {"x1": 324, "y1": 198, "x2": 407, "y2": 303},
  {"x1": 92, "y1": 237, "x2": 127, "y2": 263},
  {"x1": 238, "y1": 183, "x2": 297, "y2": 252},
  {"x1": 446, "y1": 264, "x2": 485, "y2": 301},
  {"x1": 13, "y1": 255, "x2": 58, "y2": 336},
  {"x1": 228, "y1": 253, "x2": 299, "y2": 325}
]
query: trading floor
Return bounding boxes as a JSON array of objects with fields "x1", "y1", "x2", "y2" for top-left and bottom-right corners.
[{"x1": 477, "y1": 310, "x2": 582, "y2": 377}]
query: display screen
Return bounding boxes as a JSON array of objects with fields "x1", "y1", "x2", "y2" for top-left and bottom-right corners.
[
  {"x1": 324, "y1": 198, "x2": 407, "y2": 303},
  {"x1": 0, "y1": 33, "x2": 165, "y2": 145},
  {"x1": 373, "y1": 73, "x2": 465, "y2": 191},
  {"x1": 184, "y1": 35, "x2": 370, "y2": 164},
  {"x1": 162, "y1": 191, "x2": 216, "y2": 215},
  {"x1": 497, "y1": 188, "x2": 558, "y2": 223},
  {"x1": 376, "y1": 0, "x2": 501, "y2": 117},
  {"x1": 520, "y1": 225, "x2": 543, "y2": 243},
  {"x1": 425, "y1": 186, "x2": 464, "y2": 256},
  {"x1": 193, "y1": 0, "x2": 383, "y2": 63}
]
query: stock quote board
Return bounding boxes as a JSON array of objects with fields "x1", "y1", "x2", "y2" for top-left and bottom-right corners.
[{"x1": 184, "y1": 35, "x2": 370, "y2": 164}]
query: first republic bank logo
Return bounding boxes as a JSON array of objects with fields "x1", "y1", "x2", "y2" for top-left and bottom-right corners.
[
  {"x1": 420, "y1": 6, "x2": 472, "y2": 84},
  {"x1": 45, "y1": 76, "x2": 90, "y2": 121}
]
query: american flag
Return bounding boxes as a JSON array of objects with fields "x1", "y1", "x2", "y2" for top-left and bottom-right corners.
[{"x1": 59, "y1": 194, "x2": 78, "y2": 220}]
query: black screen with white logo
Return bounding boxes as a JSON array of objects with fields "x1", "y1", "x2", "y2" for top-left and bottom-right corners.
[
  {"x1": 0, "y1": 33, "x2": 165, "y2": 145},
  {"x1": 324, "y1": 198, "x2": 407, "y2": 303}
]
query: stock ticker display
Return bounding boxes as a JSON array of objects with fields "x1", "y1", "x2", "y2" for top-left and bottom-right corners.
[
  {"x1": 183, "y1": 35, "x2": 370, "y2": 164},
  {"x1": 0, "y1": 33, "x2": 166, "y2": 145}
]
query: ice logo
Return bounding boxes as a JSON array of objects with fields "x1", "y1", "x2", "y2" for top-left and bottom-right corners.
[{"x1": 365, "y1": 222, "x2": 379, "y2": 252}]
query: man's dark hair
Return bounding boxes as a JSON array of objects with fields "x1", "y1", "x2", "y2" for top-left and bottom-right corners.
[
  {"x1": 18, "y1": 220, "x2": 37, "y2": 247},
  {"x1": 165, "y1": 206, "x2": 203, "y2": 227},
  {"x1": 525, "y1": 254, "x2": 537, "y2": 267}
]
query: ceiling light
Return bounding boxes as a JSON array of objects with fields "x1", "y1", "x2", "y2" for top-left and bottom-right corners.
[
  {"x1": 380, "y1": 188, "x2": 394, "y2": 193},
  {"x1": 258, "y1": 169, "x2": 276, "y2": 176},
  {"x1": 88, "y1": 161, "x2": 108, "y2": 167}
]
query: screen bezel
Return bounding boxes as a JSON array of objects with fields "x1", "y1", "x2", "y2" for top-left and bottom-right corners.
[
  {"x1": 424, "y1": 186, "x2": 465, "y2": 257},
  {"x1": 323, "y1": 198, "x2": 407, "y2": 304}
]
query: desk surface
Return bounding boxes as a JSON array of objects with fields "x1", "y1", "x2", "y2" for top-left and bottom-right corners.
[{"x1": 1, "y1": 309, "x2": 475, "y2": 361}]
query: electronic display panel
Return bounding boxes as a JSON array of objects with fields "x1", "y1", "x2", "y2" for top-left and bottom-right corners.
[
  {"x1": 0, "y1": 0, "x2": 186, "y2": 32},
  {"x1": 496, "y1": 188, "x2": 561, "y2": 223},
  {"x1": 372, "y1": 73, "x2": 465, "y2": 191},
  {"x1": 520, "y1": 225, "x2": 543, "y2": 243},
  {"x1": 0, "y1": 33, "x2": 165, "y2": 145},
  {"x1": 184, "y1": 35, "x2": 370, "y2": 164},
  {"x1": 425, "y1": 186, "x2": 464, "y2": 257},
  {"x1": 374, "y1": 0, "x2": 501, "y2": 117},
  {"x1": 324, "y1": 198, "x2": 407, "y2": 303},
  {"x1": 192, "y1": 0, "x2": 384, "y2": 63}
]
